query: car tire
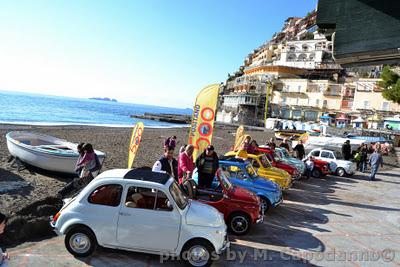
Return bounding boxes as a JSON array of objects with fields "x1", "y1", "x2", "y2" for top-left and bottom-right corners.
[
  {"x1": 65, "y1": 226, "x2": 97, "y2": 257},
  {"x1": 336, "y1": 167, "x2": 346, "y2": 177},
  {"x1": 182, "y1": 239, "x2": 215, "y2": 267},
  {"x1": 312, "y1": 168, "x2": 322, "y2": 178},
  {"x1": 259, "y1": 197, "x2": 271, "y2": 213},
  {"x1": 228, "y1": 212, "x2": 251, "y2": 235}
]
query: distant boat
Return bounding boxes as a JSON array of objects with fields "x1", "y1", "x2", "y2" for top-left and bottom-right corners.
[
  {"x1": 6, "y1": 131, "x2": 106, "y2": 175},
  {"x1": 275, "y1": 129, "x2": 307, "y2": 141}
]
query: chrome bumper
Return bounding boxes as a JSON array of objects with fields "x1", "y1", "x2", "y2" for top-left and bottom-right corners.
[
  {"x1": 256, "y1": 214, "x2": 264, "y2": 224},
  {"x1": 274, "y1": 195, "x2": 284, "y2": 207},
  {"x1": 218, "y1": 235, "x2": 230, "y2": 254},
  {"x1": 49, "y1": 216, "x2": 61, "y2": 236}
]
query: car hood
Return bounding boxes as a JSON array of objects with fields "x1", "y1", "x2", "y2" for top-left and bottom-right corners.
[
  {"x1": 230, "y1": 186, "x2": 259, "y2": 204},
  {"x1": 186, "y1": 200, "x2": 225, "y2": 227},
  {"x1": 260, "y1": 167, "x2": 291, "y2": 179},
  {"x1": 253, "y1": 177, "x2": 281, "y2": 192}
]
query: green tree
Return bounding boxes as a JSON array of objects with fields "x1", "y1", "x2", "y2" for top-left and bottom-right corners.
[{"x1": 379, "y1": 66, "x2": 400, "y2": 104}]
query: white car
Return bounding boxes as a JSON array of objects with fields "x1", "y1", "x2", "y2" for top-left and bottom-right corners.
[
  {"x1": 50, "y1": 168, "x2": 229, "y2": 267},
  {"x1": 307, "y1": 148, "x2": 357, "y2": 177}
]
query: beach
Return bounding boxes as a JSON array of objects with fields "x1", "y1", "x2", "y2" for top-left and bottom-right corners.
[{"x1": 0, "y1": 124, "x2": 398, "y2": 246}]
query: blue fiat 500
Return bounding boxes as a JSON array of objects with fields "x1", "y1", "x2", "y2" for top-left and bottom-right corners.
[{"x1": 218, "y1": 159, "x2": 283, "y2": 212}]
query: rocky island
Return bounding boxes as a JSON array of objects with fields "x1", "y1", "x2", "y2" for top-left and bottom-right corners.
[{"x1": 89, "y1": 97, "x2": 118, "y2": 102}]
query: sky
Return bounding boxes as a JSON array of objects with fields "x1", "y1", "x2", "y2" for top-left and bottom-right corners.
[{"x1": 0, "y1": 0, "x2": 317, "y2": 108}]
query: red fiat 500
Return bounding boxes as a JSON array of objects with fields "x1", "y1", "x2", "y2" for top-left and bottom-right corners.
[
  {"x1": 192, "y1": 169, "x2": 263, "y2": 235},
  {"x1": 257, "y1": 147, "x2": 301, "y2": 180}
]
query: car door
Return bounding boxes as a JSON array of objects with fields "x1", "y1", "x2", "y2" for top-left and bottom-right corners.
[
  {"x1": 116, "y1": 185, "x2": 181, "y2": 252},
  {"x1": 85, "y1": 183, "x2": 123, "y2": 246}
]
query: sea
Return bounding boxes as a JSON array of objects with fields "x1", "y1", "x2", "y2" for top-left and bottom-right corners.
[{"x1": 0, "y1": 91, "x2": 192, "y2": 127}]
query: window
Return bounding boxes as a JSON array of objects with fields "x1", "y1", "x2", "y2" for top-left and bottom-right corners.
[
  {"x1": 88, "y1": 184, "x2": 123, "y2": 207},
  {"x1": 311, "y1": 150, "x2": 320, "y2": 157},
  {"x1": 125, "y1": 186, "x2": 173, "y2": 211},
  {"x1": 382, "y1": 102, "x2": 389, "y2": 111},
  {"x1": 316, "y1": 99, "x2": 320, "y2": 106},
  {"x1": 298, "y1": 85, "x2": 301, "y2": 92},
  {"x1": 321, "y1": 151, "x2": 333, "y2": 158},
  {"x1": 363, "y1": 101, "x2": 370, "y2": 109}
]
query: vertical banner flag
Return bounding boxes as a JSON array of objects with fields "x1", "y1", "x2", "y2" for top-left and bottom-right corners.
[
  {"x1": 128, "y1": 122, "x2": 144, "y2": 169},
  {"x1": 233, "y1": 125, "x2": 245, "y2": 151},
  {"x1": 188, "y1": 84, "x2": 219, "y2": 160}
]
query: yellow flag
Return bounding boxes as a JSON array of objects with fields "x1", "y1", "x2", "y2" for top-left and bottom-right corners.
[
  {"x1": 188, "y1": 84, "x2": 219, "y2": 160},
  {"x1": 233, "y1": 125, "x2": 245, "y2": 151},
  {"x1": 128, "y1": 122, "x2": 144, "y2": 169}
]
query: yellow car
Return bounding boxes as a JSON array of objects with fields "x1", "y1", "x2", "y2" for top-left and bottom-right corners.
[{"x1": 225, "y1": 151, "x2": 292, "y2": 190}]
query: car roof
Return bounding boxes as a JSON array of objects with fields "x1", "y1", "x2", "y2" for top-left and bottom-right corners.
[
  {"x1": 220, "y1": 158, "x2": 249, "y2": 166},
  {"x1": 123, "y1": 167, "x2": 171, "y2": 185}
]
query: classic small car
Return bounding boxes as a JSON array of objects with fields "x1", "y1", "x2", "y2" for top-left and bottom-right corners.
[
  {"x1": 224, "y1": 151, "x2": 292, "y2": 190},
  {"x1": 272, "y1": 147, "x2": 306, "y2": 176},
  {"x1": 256, "y1": 146, "x2": 302, "y2": 180},
  {"x1": 219, "y1": 159, "x2": 283, "y2": 212},
  {"x1": 192, "y1": 169, "x2": 263, "y2": 235},
  {"x1": 50, "y1": 168, "x2": 229, "y2": 267},
  {"x1": 307, "y1": 148, "x2": 357, "y2": 177}
]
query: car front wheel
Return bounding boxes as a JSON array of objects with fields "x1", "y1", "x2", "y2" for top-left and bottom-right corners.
[
  {"x1": 312, "y1": 168, "x2": 322, "y2": 178},
  {"x1": 183, "y1": 239, "x2": 214, "y2": 267},
  {"x1": 336, "y1": 167, "x2": 346, "y2": 177},
  {"x1": 65, "y1": 226, "x2": 97, "y2": 257},
  {"x1": 228, "y1": 212, "x2": 251, "y2": 235}
]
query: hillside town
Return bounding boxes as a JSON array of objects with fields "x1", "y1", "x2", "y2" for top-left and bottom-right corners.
[{"x1": 216, "y1": 10, "x2": 400, "y2": 130}]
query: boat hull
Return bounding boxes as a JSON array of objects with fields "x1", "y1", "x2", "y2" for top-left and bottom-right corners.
[{"x1": 6, "y1": 132, "x2": 105, "y2": 175}]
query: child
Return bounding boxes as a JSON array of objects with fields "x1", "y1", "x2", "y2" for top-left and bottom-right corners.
[
  {"x1": 304, "y1": 156, "x2": 315, "y2": 180},
  {"x1": 0, "y1": 212, "x2": 9, "y2": 267},
  {"x1": 76, "y1": 143, "x2": 96, "y2": 180}
]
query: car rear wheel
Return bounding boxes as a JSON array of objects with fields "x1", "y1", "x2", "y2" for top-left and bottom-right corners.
[
  {"x1": 183, "y1": 239, "x2": 214, "y2": 267},
  {"x1": 228, "y1": 212, "x2": 251, "y2": 235},
  {"x1": 65, "y1": 226, "x2": 97, "y2": 257},
  {"x1": 312, "y1": 168, "x2": 322, "y2": 178},
  {"x1": 336, "y1": 167, "x2": 346, "y2": 177}
]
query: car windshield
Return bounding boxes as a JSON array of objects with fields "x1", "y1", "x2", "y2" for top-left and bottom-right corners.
[
  {"x1": 245, "y1": 164, "x2": 258, "y2": 178},
  {"x1": 219, "y1": 170, "x2": 233, "y2": 190},
  {"x1": 281, "y1": 149, "x2": 290, "y2": 158},
  {"x1": 260, "y1": 155, "x2": 272, "y2": 168},
  {"x1": 169, "y1": 182, "x2": 188, "y2": 210}
]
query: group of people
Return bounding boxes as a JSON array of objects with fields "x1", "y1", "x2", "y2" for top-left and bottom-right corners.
[
  {"x1": 58, "y1": 142, "x2": 101, "y2": 197},
  {"x1": 153, "y1": 136, "x2": 219, "y2": 189},
  {"x1": 351, "y1": 141, "x2": 384, "y2": 181}
]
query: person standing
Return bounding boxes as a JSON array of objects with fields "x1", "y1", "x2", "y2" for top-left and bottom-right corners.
[
  {"x1": 359, "y1": 144, "x2": 368, "y2": 173},
  {"x1": 195, "y1": 145, "x2": 219, "y2": 188},
  {"x1": 342, "y1": 140, "x2": 352, "y2": 160},
  {"x1": 178, "y1": 144, "x2": 195, "y2": 184},
  {"x1": 293, "y1": 140, "x2": 305, "y2": 160},
  {"x1": 368, "y1": 149, "x2": 383, "y2": 181},
  {"x1": 152, "y1": 146, "x2": 178, "y2": 181},
  {"x1": 279, "y1": 138, "x2": 291, "y2": 153},
  {"x1": 0, "y1": 213, "x2": 9, "y2": 267},
  {"x1": 164, "y1": 136, "x2": 177, "y2": 150},
  {"x1": 266, "y1": 137, "x2": 276, "y2": 150},
  {"x1": 304, "y1": 156, "x2": 314, "y2": 180}
]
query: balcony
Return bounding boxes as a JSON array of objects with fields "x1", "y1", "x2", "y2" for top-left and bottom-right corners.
[{"x1": 323, "y1": 90, "x2": 341, "y2": 97}]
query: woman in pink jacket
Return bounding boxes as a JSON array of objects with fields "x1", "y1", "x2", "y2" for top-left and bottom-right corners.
[{"x1": 178, "y1": 145, "x2": 195, "y2": 184}]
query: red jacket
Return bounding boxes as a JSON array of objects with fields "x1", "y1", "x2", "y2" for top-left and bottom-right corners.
[{"x1": 178, "y1": 152, "x2": 195, "y2": 180}]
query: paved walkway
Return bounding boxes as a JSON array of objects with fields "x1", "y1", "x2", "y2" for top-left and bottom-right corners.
[{"x1": 7, "y1": 169, "x2": 400, "y2": 266}]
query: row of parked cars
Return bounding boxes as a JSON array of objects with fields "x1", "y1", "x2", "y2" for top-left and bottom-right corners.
[{"x1": 50, "y1": 146, "x2": 356, "y2": 266}]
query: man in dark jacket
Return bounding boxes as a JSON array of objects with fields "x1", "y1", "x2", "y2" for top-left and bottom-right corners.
[
  {"x1": 195, "y1": 145, "x2": 219, "y2": 188},
  {"x1": 293, "y1": 140, "x2": 305, "y2": 160},
  {"x1": 342, "y1": 140, "x2": 352, "y2": 160},
  {"x1": 153, "y1": 146, "x2": 178, "y2": 181}
]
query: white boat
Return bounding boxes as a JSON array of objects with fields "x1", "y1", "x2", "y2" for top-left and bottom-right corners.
[{"x1": 6, "y1": 131, "x2": 106, "y2": 175}]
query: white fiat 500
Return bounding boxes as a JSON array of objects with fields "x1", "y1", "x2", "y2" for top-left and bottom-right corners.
[
  {"x1": 307, "y1": 148, "x2": 357, "y2": 177},
  {"x1": 51, "y1": 168, "x2": 229, "y2": 267}
]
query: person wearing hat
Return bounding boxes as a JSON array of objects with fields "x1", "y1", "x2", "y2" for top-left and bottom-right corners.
[
  {"x1": 342, "y1": 140, "x2": 352, "y2": 160},
  {"x1": 152, "y1": 146, "x2": 178, "y2": 180},
  {"x1": 195, "y1": 145, "x2": 219, "y2": 188}
]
